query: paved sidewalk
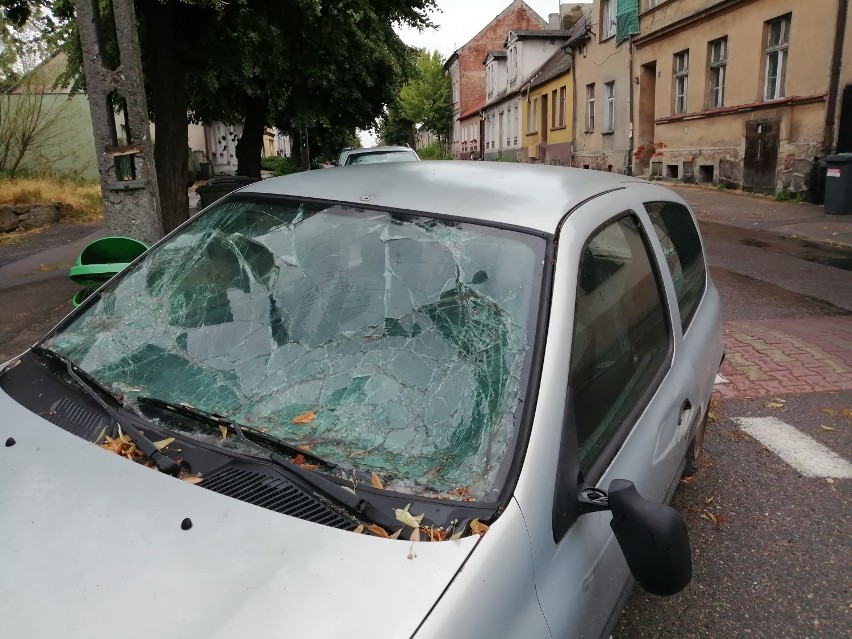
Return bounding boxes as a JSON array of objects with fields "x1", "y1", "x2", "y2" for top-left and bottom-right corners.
[
  {"x1": 716, "y1": 316, "x2": 852, "y2": 399},
  {"x1": 670, "y1": 184, "x2": 852, "y2": 249}
]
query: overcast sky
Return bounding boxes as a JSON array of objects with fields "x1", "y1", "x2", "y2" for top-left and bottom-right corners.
[
  {"x1": 396, "y1": 0, "x2": 590, "y2": 59},
  {"x1": 360, "y1": 1, "x2": 590, "y2": 145}
]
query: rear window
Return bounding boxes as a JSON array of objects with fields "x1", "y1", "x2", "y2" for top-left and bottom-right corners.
[
  {"x1": 346, "y1": 151, "x2": 418, "y2": 165},
  {"x1": 644, "y1": 201, "x2": 706, "y2": 330}
]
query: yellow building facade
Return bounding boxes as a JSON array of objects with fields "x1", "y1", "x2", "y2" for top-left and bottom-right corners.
[{"x1": 520, "y1": 48, "x2": 574, "y2": 164}]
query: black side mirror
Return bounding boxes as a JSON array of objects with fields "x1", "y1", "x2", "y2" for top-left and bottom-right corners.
[{"x1": 608, "y1": 479, "x2": 692, "y2": 596}]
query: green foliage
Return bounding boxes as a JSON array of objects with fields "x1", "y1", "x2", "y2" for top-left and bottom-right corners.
[
  {"x1": 416, "y1": 141, "x2": 451, "y2": 160},
  {"x1": 794, "y1": 192, "x2": 806, "y2": 204},
  {"x1": 716, "y1": 182, "x2": 726, "y2": 190},
  {"x1": 399, "y1": 49, "x2": 452, "y2": 140},
  {"x1": 260, "y1": 155, "x2": 301, "y2": 176},
  {"x1": 0, "y1": 4, "x2": 70, "y2": 91},
  {"x1": 377, "y1": 102, "x2": 415, "y2": 146},
  {"x1": 774, "y1": 188, "x2": 793, "y2": 201}
]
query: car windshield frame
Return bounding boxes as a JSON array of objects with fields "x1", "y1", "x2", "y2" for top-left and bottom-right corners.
[{"x1": 40, "y1": 193, "x2": 553, "y2": 504}]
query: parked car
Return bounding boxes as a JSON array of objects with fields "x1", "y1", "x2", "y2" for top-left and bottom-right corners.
[
  {"x1": 335, "y1": 144, "x2": 420, "y2": 166},
  {"x1": 0, "y1": 162, "x2": 722, "y2": 639}
]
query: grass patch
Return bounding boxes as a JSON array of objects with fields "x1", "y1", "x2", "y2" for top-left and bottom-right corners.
[{"x1": 0, "y1": 177, "x2": 103, "y2": 222}]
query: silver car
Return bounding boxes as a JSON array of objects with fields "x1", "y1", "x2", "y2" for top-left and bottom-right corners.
[
  {"x1": 335, "y1": 145, "x2": 420, "y2": 166},
  {"x1": 0, "y1": 162, "x2": 722, "y2": 638}
]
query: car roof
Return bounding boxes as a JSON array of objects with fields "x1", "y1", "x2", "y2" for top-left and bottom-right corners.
[{"x1": 240, "y1": 161, "x2": 647, "y2": 233}]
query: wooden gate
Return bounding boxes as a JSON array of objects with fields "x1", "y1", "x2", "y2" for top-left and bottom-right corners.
[{"x1": 743, "y1": 119, "x2": 779, "y2": 193}]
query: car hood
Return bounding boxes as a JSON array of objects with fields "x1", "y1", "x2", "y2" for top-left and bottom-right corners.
[{"x1": 0, "y1": 391, "x2": 478, "y2": 638}]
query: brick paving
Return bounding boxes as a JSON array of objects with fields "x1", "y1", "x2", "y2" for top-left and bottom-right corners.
[{"x1": 716, "y1": 316, "x2": 852, "y2": 398}]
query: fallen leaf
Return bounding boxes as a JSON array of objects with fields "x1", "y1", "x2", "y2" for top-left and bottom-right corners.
[
  {"x1": 341, "y1": 486, "x2": 356, "y2": 495},
  {"x1": 470, "y1": 519, "x2": 489, "y2": 536},
  {"x1": 292, "y1": 410, "x2": 317, "y2": 424},
  {"x1": 765, "y1": 402, "x2": 786, "y2": 410},
  {"x1": 422, "y1": 526, "x2": 447, "y2": 542},
  {"x1": 297, "y1": 444, "x2": 312, "y2": 451},
  {"x1": 700, "y1": 511, "x2": 717, "y2": 523},
  {"x1": 153, "y1": 437, "x2": 175, "y2": 451},
  {"x1": 394, "y1": 503, "x2": 425, "y2": 529},
  {"x1": 218, "y1": 424, "x2": 228, "y2": 439},
  {"x1": 181, "y1": 475, "x2": 203, "y2": 484},
  {"x1": 707, "y1": 412, "x2": 717, "y2": 422},
  {"x1": 353, "y1": 524, "x2": 365, "y2": 534},
  {"x1": 366, "y1": 524, "x2": 389, "y2": 538},
  {"x1": 389, "y1": 528, "x2": 403, "y2": 540},
  {"x1": 826, "y1": 478, "x2": 835, "y2": 484},
  {"x1": 410, "y1": 527, "x2": 421, "y2": 542},
  {"x1": 820, "y1": 425, "x2": 835, "y2": 432},
  {"x1": 371, "y1": 472, "x2": 384, "y2": 490},
  {"x1": 705, "y1": 496, "x2": 715, "y2": 505},
  {"x1": 449, "y1": 530, "x2": 464, "y2": 540}
]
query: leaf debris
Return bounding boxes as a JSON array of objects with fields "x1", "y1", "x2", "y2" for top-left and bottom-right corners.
[
  {"x1": 370, "y1": 472, "x2": 384, "y2": 489},
  {"x1": 470, "y1": 519, "x2": 489, "y2": 536},
  {"x1": 394, "y1": 503, "x2": 425, "y2": 529},
  {"x1": 292, "y1": 410, "x2": 317, "y2": 424}
]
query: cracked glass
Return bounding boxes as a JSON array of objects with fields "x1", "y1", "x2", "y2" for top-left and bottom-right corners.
[{"x1": 45, "y1": 197, "x2": 546, "y2": 500}]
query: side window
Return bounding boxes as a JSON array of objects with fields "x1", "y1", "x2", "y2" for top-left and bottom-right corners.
[
  {"x1": 569, "y1": 214, "x2": 672, "y2": 475},
  {"x1": 644, "y1": 201, "x2": 707, "y2": 330}
]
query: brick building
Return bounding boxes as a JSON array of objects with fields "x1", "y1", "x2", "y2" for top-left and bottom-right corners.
[{"x1": 443, "y1": 0, "x2": 548, "y2": 159}]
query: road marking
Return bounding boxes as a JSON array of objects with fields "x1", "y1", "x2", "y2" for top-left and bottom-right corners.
[
  {"x1": 734, "y1": 417, "x2": 852, "y2": 479},
  {"x1": 715, "y1": 374, "x2": 729, "y2": 385}
]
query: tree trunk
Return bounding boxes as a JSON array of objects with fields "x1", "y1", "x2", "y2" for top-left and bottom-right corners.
[
  {"x1": 143, "y1": 0, "x2": 189, "y2": 235},
  {"x1": 236, "y1": 96, "x2": 267, "y2": 178}
]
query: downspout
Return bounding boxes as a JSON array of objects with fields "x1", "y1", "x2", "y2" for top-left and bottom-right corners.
[
  {"x1": 823, "y1": 0, "x2": 848, "y2": 153},
  {"x1": 626, "y1": 34, "x2": 634, "y2": 176}
]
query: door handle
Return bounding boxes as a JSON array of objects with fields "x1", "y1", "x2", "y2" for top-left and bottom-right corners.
[{"x1": 678, "y1": 399, "x2": 692, "y2": 426}]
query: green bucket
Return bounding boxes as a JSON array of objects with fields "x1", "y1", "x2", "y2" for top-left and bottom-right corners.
[
  {"x1": 71, "y1": 287, "x2": 96, "y2": 308},
  {"x1": 68, "y1": 236, "x2": 149, "y2": 287}
]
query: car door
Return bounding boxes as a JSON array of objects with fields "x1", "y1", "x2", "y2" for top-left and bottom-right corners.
[{"x1": 522, "y1": 188, "x2": 694, "y2": 639}]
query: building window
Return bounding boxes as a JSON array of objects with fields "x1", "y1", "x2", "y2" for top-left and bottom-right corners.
[
  {"x1": 586, "y1": 83, "x2": 595, "y2": 131},
  {"x1": 559, "y1": 86, "x2": 567, "y2": 128},
  {"x1": 527, "y1": 98, "x2": 538, "y2": 134},
  {"x1": 509, "y1": 46, "x2": 518, "y2": 83},
  {"x1": 708, "y1": 38, "x2": 726, "y2": 108},
  {"x1": 604, "y1": 81, "x2": 615, "y2": 132},
  {"x1": 601, "y1": 0, "x2": 616, "y2": 40},
  {"x1": 673, "y1": 50, "x2": 688, "y2": 114},
  {"x1": 551, "y1": 90, "x2": 558, "y2": 129},
  {"x1": 764, "y1": 14, "x2": 790, "y2": 101},
  {"x1": 513, "y1": 106, "x2": 519, "y2": 145}
]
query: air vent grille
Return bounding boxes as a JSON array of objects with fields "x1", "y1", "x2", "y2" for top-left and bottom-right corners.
[
  {"x1": 200, "y1": 466, "x2": 357, "y2": 530},
  {"x1": 48, "y1": 397, "x2": 109, "y2": 441}
]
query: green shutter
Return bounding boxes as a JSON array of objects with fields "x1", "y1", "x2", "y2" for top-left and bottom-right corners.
[{"x1": 616, "y1": 0, "x2": 639, "y2": 44}]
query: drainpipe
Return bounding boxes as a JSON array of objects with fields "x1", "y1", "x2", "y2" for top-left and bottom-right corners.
[
  {"x1": 626, "y1": 34, "x2": 635, "y2": 176},
  {"x1": 823, "y1": 0, "x2": 848, "y2": 153}
]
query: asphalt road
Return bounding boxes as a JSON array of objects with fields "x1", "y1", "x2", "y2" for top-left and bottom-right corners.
[{"x1": 613, "y1": 223, "x2": 851, "y2": 639}]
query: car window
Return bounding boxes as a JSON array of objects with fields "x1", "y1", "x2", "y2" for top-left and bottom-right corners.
[
  {"x1": 346, "y1": 151, "x2": 418, "y2": 165},
  {"x1": 644, "y1": 201, "x2": 706, "y2": 331},
  {"x1": 569, "y1": 214, "x2": 672, "y2": 475}
]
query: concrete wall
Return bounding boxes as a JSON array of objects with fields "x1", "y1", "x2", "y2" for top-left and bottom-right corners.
[
  {"x1": 634, "y1": 0, "x2": 845, "y2": 192},
  {"x1": 484, "y1": 95, "x2": 522, "y2": 160},
  {"x1": 571, "y1": 0, "x2": 632, "y2": 172}
]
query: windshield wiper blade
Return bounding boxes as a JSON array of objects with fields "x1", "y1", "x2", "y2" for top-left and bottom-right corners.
[
  {"x1": 134, "y1": 396, "x2": 337, "y2": 469},
  {"x1": 31, "y1": 346, "x2": 181, "y2": 476}
]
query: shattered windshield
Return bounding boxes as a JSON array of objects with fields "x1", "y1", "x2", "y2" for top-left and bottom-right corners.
[{"x1": 44, "y1": 197, "x2": 545, "y2": 500}]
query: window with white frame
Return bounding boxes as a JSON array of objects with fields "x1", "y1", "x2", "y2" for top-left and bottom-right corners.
[
  {"x1": 487, "y1": 65, "x2": 493, "y2": 97},
  {"x1": 559, "y1": 85, "x2": 567, "y2": 128},
  {"x1": 601, "y1": 0, "x2": 616, "y2": 40},
  {"x1": 527, "y1": 98, "x2": 537, "y2": 134},
  {"x1": 604, "y1": 81, "x2": 615, "y2": 132},
  {"x1": 708, "y1": 38, "x2": 726, "y2": 108},
  {"x1": 586, "y1": 83, "x2": 595, "y2": 132},
  {"x1": 513, "y1": 106, "x2": 519, "y2": 146},
  {"x1": 509, "y1": 46, "x2": 518, "y2": 83},
  {"x1": 764, "y1": 14, "x2": 790, "y2": 101},
  {"x1": 673, "y1": 50, "x2": 688, "y2": 114}
]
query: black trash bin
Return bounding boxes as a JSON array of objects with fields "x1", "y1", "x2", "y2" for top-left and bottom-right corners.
[
  {"x1": 823, "y1": 153, "x2": 852, "y2": 215},
  {"x1": 196, "y1": 176, "x2": 260, "y2": 209}
]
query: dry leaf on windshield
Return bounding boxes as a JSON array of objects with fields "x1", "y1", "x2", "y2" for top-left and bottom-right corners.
[
  {"x1": 181, "y1": 475, "x2": 203, "y2": 485},
  {"x1": 366, "y1": 524, "x2": 390, "y2": 538},
  {"x1": 394, "y1": 503, "x2": 425, "y2": 529},
  {"x1": 153, "y1": 437, "x2": 175, "y2": 451},
  {"x1": 292, "y1": 410, "x2": 317, "y2": 424},
  {"x1": 410, "y1": 527, "x2": 421, "y2": 542},
  {"x1": 370, "y1": 472, "x2": 384, "y2": 489},
  {"x1": 218, "y1": 424, "x2": 228, "y2": 439},
  {"x1": 389, "y1": 528, "x2": 403, "y2": 540},
  {"x1": 353, "y1": 524, "x2": 364, "y2": 534},
  {"x1": 470, "y1": 519, "x2": 489, "y2": 536}
]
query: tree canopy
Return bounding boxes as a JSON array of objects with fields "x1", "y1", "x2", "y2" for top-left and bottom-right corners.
[{"x1": 398, "y1": 49, "x2": 451, "y2": 140}]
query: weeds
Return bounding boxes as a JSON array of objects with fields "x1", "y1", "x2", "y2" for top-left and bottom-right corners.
[{"x1": 0, "y1": 177, "x2": 103, "y2": 222}]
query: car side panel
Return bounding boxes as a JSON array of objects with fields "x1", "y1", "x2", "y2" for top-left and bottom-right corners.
[{"x1": 413, "y1": 498, "x2": 551, "y2": 639}]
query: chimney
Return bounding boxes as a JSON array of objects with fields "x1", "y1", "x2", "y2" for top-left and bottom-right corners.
[{"x1": 548, "y1": 12, "x2": 561, "y2": 29}]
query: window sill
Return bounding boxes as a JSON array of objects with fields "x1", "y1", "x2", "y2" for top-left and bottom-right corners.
[
  {"x1": 583, "y1": 129, "x2": 595, "y2": 134},
  {"x1": 526, "y1": 130, "x2": 538, "y2": 136},
  {"x1": 550, "y1": 125, "x2": 567, "y2": 131},
  {"x1": 601, "y1": 130, "x2": 614, "y2": 135}
]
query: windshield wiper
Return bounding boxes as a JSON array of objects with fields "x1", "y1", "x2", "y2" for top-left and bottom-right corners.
[
  {"x1": 134, "y1": 396, "x2": 336, "y2": 469},
  {"x1": 31, "y1": 346, "x2": 181, "y2": 476}
]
